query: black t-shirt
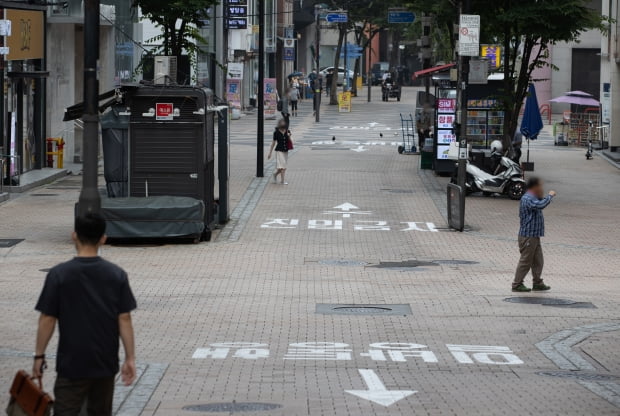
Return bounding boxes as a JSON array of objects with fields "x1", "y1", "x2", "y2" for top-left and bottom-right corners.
[
  {"x1": 273, "y1": 129, "x2": 289, "y2": 152},
  {"x1": 35, "y1": 257, "x2": 137, "y2": 379}
]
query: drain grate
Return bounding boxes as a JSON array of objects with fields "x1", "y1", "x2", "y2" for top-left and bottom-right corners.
[
  {"x1": 537, "y1": 371, "x2": 619, "y2": 381},
  {"x1": 0, "y1": 239, "x2": 24, "y2": 248},
  {"x1": 371, "y1": 260, "x2": 438, "y2": 269},
  {"x1": 318, "y1": 259, "x2": 367, "y2": 267},
  {"x1": 504, "y1": 297, "x2": 596, "y2": 308},
  {"x1": 183, "y1": 402, "x2": 282, "y2": 413},
  {"x1": 433, "y1": 259, "x2": 479, "y2": 265},
  {"x1": 316, "y1": 303, "x2": 412, "y2": 316}
]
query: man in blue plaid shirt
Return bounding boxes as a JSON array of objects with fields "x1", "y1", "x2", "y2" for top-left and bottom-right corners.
[{"x1": 513, "y1": 177, "x2": 556, "y2": 292}]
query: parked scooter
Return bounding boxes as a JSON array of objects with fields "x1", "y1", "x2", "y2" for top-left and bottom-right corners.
[{"x1": 451, "y1": 142, "x2": 526, "y2": 200}]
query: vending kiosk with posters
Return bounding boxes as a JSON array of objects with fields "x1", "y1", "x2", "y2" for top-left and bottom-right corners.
[{"x1": 433, "y1": 87, "x2": 458, "y2": 174}]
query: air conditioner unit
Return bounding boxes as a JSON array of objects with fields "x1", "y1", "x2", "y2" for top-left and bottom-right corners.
[{"x1": 154, "y1": 56, "x2": 178, "y2": 85}]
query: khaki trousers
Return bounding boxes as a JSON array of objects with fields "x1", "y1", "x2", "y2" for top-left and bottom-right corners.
[{"x1": 513, "y1": 236, "x2": 544, "y2": 288}]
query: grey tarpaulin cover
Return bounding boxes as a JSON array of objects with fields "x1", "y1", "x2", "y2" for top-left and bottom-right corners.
[
  {"x1": 101, "y1": 196, "x2": 205, "y2": 239},
  {"x1": 101, "y1": 107, "x2": 129, "y2": 197}
]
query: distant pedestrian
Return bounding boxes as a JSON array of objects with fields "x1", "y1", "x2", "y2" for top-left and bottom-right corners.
[
  {"x1": 279, "y1": 90, "x2": 290, "y2": 128},
  {"x1": 513, "y1": 177, "x2": 556, "y2": 292},
  {"x1": 325, "y1": 69, "x2": 333, "y2": 96},
  {"x1": 268, "y1": 119, "x2": 292, "y2": 185},
  {"x1": 33, "y1": 213, "x2": 137, "y2": 415},
  {"x1": 512, "y1": 131, "x2": 523, "y2": 164},
  {"x1": 289, "y1": 87, "x2": 300, "y2": 117},
  {"x1": 416, "y1": 103, "x2": 432, "y2": 150}
]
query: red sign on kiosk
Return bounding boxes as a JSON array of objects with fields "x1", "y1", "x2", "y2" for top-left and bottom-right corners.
[
  {"x1": 156, "y1": 103, "x2": 174, "y2": 121},
  {"x1": 437, "y1": 98, "x2": 456, "y2": 113}
]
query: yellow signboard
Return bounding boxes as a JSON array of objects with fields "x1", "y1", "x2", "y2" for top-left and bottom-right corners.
[
  {"x1": 338, "y1": 91, "x2": 352, "y2": 113},
  {"x1": 6, "y1": 9, "x2": 44, "y2": 61},
  {"x1": 480, "y1": 45, "x2": 501, "y2": 68}
]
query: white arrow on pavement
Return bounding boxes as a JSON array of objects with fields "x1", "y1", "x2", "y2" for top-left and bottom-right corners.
[
  {"x1": 368, "y1": 122, "x2": 379, "y2": 127},
  {"x1": 333, "y1": 203, "x2": 359, "y2": 211},
  {"x1": 345, "y1": 369, "x2": 416, "y2": 407},
  {"x1": 351, "y1": 146, "x2": 367, "y2": 152}
]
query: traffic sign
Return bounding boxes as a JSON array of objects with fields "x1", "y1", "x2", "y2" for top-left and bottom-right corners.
[
  {"x1": 388, "y1": 10, "x2": 415, "y2": 24},
  {"x1": 459, "y1": 14, "x2": 480, "y2": 56},
  {"x1": 326, "y1": 12, "x2": 348, "y2": 23}
]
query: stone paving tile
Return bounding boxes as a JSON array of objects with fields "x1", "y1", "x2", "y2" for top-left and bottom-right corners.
[{"x1": 0, "y1": 87, "x2": 619, "y2": 415}]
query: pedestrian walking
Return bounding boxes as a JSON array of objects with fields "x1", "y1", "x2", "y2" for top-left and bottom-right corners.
[
  {"x1": 268, "y1": 119, "x2": 293, "y2": 185},
  {"x1": 289, "y1": 87, "x2": 300, "y2": 117},
  {"x1": 32, "y1": 213, "x2": 137, "y2": 415},
  {"x1": 513, "y1": 177, "x2": 556, "y2": 292}
]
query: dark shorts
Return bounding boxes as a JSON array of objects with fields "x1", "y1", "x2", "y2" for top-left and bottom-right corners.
[{"x1": 54, "y1": 376, "x2": 115, "y2": 416}]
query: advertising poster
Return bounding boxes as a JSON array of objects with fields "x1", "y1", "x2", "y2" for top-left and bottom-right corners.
[
  {"x1": 338, "y1": 91, "x2": 352, "y2": 113},
  {"x1": 437, "y1": 99, "x2": 456, "y2": 113},
  {"x1": 226, "y1": 79, "x2": 242, "y2": 110},
  {"x1": 264, "y1": 78, "x2": 278, "y2": 119},
  {"x1": 436, "y1": 145, "x2": 451, "y2": 159},
  {"x1": 437, "y1": 130, "x2": 456, "y2": 144},
  {"x1": 227, "y1": 62, "x2": 244, "y2": 80},
  {"x1": 437, "y1": 114, "x2": 455, "y2": 129}
]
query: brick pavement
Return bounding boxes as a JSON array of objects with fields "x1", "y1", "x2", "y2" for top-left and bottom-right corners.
[{"x1": 0, "y1": 87, "x2": 619, "y2": 415}]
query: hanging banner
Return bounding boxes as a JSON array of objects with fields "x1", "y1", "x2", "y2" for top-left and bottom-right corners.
[
  {"x1": 264, "y1": 78, "x2": 278, "y2": 119},
  {"x1": 481, "y1": 45, "x2": 501, "y2": 68}
]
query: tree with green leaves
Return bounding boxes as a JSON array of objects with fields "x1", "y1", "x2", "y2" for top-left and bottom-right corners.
[
  {"x1": 132, "y1": 0, "x2": 215, "y2": 57},
  {"x1": 471, "y1": 0, "x2": 605, "y2": 150}
]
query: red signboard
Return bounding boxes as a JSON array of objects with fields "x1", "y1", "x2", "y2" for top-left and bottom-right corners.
[
  {"x1": 156, "y1": 103, "x2": 174, "y2": 121},
  {"x1": 437, "y1": 98, "x2": 456, "y2": 113}
]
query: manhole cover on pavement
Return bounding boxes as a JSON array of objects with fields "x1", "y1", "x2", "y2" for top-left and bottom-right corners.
[
  {"x1": 183, "y1": 402, "x2": 282, "y2": 413},
  {"x1": 316, "y1": 303, "x2": 412, "y2": 316},
  {"x1": 371, "y1": 260, "x2": 438, "y2": 269},
  {"x1": 504, "y1": 297, "x2": 596, "y2": 308},
  {"x1": 433, "y1": 260, "x2": 479, "y2": 265},
  {"x1": 0, "y1": 239, "x2": 24, "y2": 248},
  {"x1": 504, "y1": 297, "x2": 577, "y2": 305},
  {"x1": 537, "y1": 371, "x2": 619, "y2": 381},
  {"x1": 318, "y1": 259, "x2": 367, "y2": 267}
]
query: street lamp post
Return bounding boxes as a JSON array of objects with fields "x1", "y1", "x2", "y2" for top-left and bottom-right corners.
[
  {"x1": 257, "y1": 0, "x2": 265, "y2": 177},
  {"x1": 314, "y1": 4, "x2": 321, "y2": 122},
  {"x1": 78, "y1": 0, "x2": 101, "y2": 216},
  {"x1": 456, "y1": 0, "x2": 470, "y2": 192}
]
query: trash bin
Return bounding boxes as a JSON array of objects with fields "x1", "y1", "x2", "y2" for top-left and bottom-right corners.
[{"x1": 420, "y1": 138, "x2": 433, "y2": 170}]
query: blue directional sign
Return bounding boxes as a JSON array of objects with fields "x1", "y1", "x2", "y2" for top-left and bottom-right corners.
[
  {"x1": 388, "y1": 10, "x2": 415, "y2": 24},
  {"x1": 326, "y1": 12, "x2": 348, "y2": 23}
]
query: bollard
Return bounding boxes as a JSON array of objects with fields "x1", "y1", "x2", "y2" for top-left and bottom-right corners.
[{"x1": 45, "y1": 137, "x2": 65, "y2": 169}]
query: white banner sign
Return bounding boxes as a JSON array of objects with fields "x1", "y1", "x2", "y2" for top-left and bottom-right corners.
[{"x1": 459, "y1": 14, "x2": 480, "y2": 57}]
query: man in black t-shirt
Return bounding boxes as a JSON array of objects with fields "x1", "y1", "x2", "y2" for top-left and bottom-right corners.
[{"x1": 33, "y1": 213, "x2": 137, "y2": 416}]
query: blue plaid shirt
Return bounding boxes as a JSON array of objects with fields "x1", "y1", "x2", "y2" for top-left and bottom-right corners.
[{"x1": 519, "y1": 192, "x2": 553, "y2": 237}]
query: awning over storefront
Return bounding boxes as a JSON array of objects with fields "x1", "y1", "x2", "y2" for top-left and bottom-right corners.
[{"x1": 413, "y1": 63, "x2": 456, "y2": 80}]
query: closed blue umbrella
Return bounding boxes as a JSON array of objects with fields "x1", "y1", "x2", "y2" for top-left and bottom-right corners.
[{"x1": 520, "y1": 84, "x2": 543, "y2": 164}]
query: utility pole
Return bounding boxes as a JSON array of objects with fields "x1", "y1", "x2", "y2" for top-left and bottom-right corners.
[
  {"x1": 367, "y1": 42, "x2": 371, "y2": 102},
  {"x1": 257, "y1": 0, "x2": 265, "y2": 177},
  {"x1": 78, "y1": 0, "x2": 101, "y2": 215},
  {"x1": 456, "y1": 0, "x2": 471, "y2": 192},
  {"x1": 420, "y1": 15, "x2": 432, "y2": 103},
  {"x1": 314, "y1": 4, "x2": 321, "y2": 122}
]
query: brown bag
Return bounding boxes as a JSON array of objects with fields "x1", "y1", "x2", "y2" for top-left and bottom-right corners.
[{"x1": 6, "y1": 371, "x2": 53, "y2": 416}]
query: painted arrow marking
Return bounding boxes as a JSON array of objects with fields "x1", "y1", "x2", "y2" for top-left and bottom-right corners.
[
  {"x1": 351, "y1": 146, "x2": 368, "y2": 152},
  {"x1": 333, "y1": 203, "x2": 359, "y2": 211},
  {"x1": 346, "y1": 369, "x2": 416, "y2": 407}
]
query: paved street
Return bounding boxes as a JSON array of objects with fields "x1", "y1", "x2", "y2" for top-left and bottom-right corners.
[{"x1": 1, "y1": 87, "x2": 620, "y2": 415}]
